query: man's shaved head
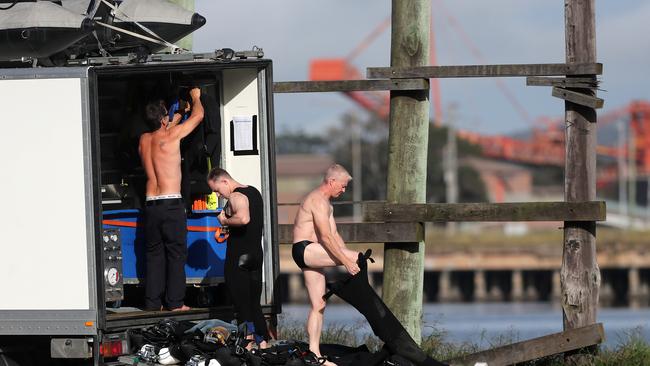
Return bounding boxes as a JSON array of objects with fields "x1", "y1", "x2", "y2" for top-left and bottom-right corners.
[{"x1": 324, "y1": 164, "x2": 352, "y2": 182}]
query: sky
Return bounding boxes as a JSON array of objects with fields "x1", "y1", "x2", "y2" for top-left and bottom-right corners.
[{"x1": 192, "y1": 1, "x2": 650, "y2": 137}]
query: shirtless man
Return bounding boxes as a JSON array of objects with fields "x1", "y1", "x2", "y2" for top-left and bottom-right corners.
[
  {"x1": 138, "y1": 88, "x2": 204, "y2": 311},
  {"x1": 292, "y1": 164, "x2": 361, "y2": 365}
]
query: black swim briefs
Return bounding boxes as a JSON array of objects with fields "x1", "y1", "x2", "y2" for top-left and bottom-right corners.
[{"x1": 291, "y1": 240, "x2": 313, "y2": 269}]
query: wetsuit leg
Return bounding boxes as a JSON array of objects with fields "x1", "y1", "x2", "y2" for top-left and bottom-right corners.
[
  {"x1": 329, "y1": 252, "x2": 448, "y2": 366},
  {"x1": 161, "y1": 202, "x2": 188, "y2": 309},
  {"x1": 144, "y1": 205, "x2": 165, "y2": 310},
  {"x1": 225, "y1": 252, "x2": 268, "y2": 342},
  {"x1": 224, "y1": 255, "x2": 243, "y2": 315},
  {"x1": 248, "y1": 265, "x2": 268, "y2": 340}
]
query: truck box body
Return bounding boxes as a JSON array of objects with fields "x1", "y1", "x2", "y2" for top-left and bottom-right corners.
[{"x1": 0, "y1": 56, "x2": 279, "y2": 363}]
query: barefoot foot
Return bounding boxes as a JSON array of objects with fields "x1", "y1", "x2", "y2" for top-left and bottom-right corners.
[{"x1": 169, "y1": 305, "x2": 191, "y2": 311}]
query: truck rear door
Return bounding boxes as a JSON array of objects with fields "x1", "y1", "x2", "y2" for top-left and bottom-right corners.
[{"x1": 0, "y1": 67, "x2": 100, "y2": 336}]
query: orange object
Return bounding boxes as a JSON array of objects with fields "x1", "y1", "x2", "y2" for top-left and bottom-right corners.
[
  {"x1": 85, "y1": 321, "x2": 94, "y2": 327},
  {"x1": 214, "y1": 227, "x2": 229, "y2": 243}
]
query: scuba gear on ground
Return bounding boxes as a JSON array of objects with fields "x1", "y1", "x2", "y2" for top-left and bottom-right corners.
[
  {"x1": 186, "y1": 319, "x2": 238, "y2": 335},
  {"x1": 136, "y1": 344, "x2": 159, "y2": 363},
  {"x1": 159, "y1": 346, "x2": 182, "y2": 365},
  {"x1": 204, "y1": 326, "x2": 231, "y2": 346},
  {"x1": 128, "y1": 319, "x2": 428, "y2": 366}
]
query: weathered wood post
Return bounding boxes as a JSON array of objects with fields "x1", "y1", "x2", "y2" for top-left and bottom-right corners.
[
  {"x1": 382, "y1": 0, "x2": 431, "y2": 341},
  {"x1": 561, "y1": 0, "x2": 601, "y2": 361}
]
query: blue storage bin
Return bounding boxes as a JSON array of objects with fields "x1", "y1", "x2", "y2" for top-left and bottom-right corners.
[{"x1": 102, "y1": 209, "x2": 226, "y2": 285}]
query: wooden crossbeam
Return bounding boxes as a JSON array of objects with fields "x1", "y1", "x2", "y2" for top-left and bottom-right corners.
[
  {"x1": 552, "y1": 87, "x2": 604, "y2": 109},
  {"x1": 277, "y1": 222, "x2": 423, "y2": 244},
  {"x1": 367, "y1": 63, "x2": 602, "y2": 79},
  {"x1": 363, "y1": 201, "x2": 606, "y2": 223},
  {"x1": 273, "y1": 79, "x2": 429, "y2": 93},
  {"x1": 526, "y1": 76, "x2": 599, "y2": 88},
  {"x1": 447, "y1": 323, "x2": 605, "y2": 366}
]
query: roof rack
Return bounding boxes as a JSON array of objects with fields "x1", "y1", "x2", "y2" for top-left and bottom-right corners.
[{"x1": 66, "y1": 47, "x2": 264, "y2": 66}]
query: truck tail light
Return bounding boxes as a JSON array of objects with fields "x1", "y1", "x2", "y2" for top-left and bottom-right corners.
[{"x1": 99, "y1": 339, "x2": 126, "y2": 358}]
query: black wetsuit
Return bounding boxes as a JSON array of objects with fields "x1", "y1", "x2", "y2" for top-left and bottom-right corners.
[{"x1": 224, "y1": 186, "x2": 268, "y2": 342}]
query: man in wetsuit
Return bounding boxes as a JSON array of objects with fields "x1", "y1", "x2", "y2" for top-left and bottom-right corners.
[
  {"x1": 207, "y1": 168, "x2": 269, "y2": 348},
  {"x1": 138, "y1": 88, "x2": 204, "y2": 311},
  {"x1": 292, "y1": 164, "x2": 360, "y2": 365}
]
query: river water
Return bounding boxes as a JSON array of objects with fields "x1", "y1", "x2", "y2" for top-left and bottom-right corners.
[{"x1": 279, "y1": 302, "x2": 650, "y2": 349}]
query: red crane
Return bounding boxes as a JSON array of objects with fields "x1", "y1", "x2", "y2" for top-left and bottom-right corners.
[
  {"x1": 309, "y1": 1, "x2": 536, "y2": 126},
  {"x1": 309, "y1": 15, "x2": 444, "y2": 123},
  {"x1": 308, "y1": 3, "x2": 650, "y2": 193},
  {"x1": 459, "y1": 100, "x2": 650, "y2": 188}
]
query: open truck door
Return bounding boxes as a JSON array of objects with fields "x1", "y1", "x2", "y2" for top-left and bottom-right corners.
[
  {"x1": 0, "y1": 68, "x2": 103, "y2": 362},
  {"x1": 0, "y1": 53, "x2": 280, "y2": 365}
]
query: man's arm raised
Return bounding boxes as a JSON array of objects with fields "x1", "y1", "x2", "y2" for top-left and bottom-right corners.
[
  {"x1": 167, "y1": 112, "x2": 183, "y2": 128},
  {"x1": 170, "y1": 87, "x2": 204, "y2": 140},
  {"x1": 312, "y1": 198, "x2": 359, "y2": 275}
]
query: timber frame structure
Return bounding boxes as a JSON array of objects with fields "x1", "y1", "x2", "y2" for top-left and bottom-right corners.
[{"x1": 274, "y1": 1, "x2": 603, "y2": 365}]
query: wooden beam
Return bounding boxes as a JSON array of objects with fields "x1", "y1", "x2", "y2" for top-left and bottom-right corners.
[
  {"x1": 552, "y1": 87, "x2": 604, "y2": 109},
  {"x1": 363, "y1": 201, "x2": 606, "y2": 222},
  {"x1": 273, "y1": 79, "x2": 429, "y2": 93},
  {"x1": 447, "y1": 323, "x2": 604, "y2": 366},
  {"x1": 367, "y1": 63, "x2": 602, "y2": 79},
  {"x1": 527, "y1": 76, "x2": 598, "y2": 88},
  {"x1": 277, "y1": 222, "x2": 423, "y2": 244}
]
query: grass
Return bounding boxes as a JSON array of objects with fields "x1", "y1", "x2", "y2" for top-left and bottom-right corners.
[{"x1": 277, "y1": 319, "x2": 650, "y2": 366}]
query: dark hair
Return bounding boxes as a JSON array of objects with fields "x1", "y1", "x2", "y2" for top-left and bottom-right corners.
[
  {"x1": 207, "y1": 167, "x2": 232, "y2": 182},
  {"x1": 144, "y1": 100, "x2": 167, "y2": 131}
]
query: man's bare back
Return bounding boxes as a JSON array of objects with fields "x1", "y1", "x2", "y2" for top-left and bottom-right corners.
[
  {"x1": 139, "y1": 88, "x2": 204, "y2": 197},
  {"x1": 140, "y1": 126, "x2": 183, "y2": 197}
]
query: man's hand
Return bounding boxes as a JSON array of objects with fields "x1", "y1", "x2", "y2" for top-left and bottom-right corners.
[
  {"x1": 344, "y1": 259, "x2": 360, "y2": 276},
  {"x1": 189, "y1": 87, "x2": 201, "y2": 100},
  {"x1": 170, "y1": 87, "x2": 204, "y2": 140},
  {"x1": 217, "y1": 210, "x2": 227, "y2": 225}
]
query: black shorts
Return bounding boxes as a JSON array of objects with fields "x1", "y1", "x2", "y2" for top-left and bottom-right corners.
[{"x1": 291, "y1": 240, "x2": 313, "y2": 269}]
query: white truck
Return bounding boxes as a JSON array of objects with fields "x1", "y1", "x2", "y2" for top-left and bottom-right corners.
[{"x1": 0, "y1": 51, "x2": 280, "y2": 365}]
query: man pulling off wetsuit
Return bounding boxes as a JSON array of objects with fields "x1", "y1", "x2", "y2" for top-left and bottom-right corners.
[
  {"x1": 207, "y1": 168, "x2": 269, "y2": 349},
  {"x1": 292, "y1": 164, "x2": 360, "y2": 366},
  {"x1": 139, "y1": 88, "x2": 204, "y2": 311}
]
